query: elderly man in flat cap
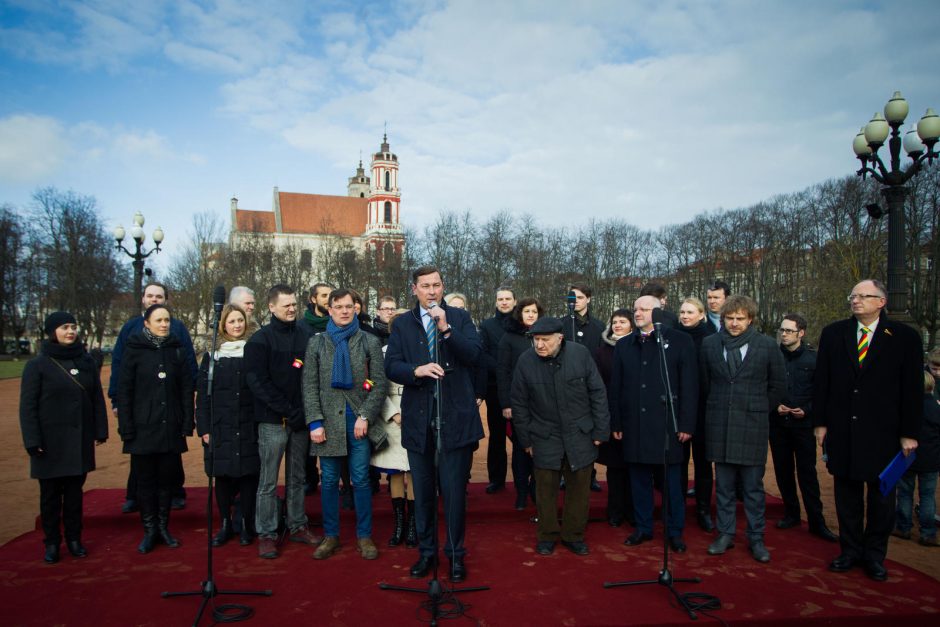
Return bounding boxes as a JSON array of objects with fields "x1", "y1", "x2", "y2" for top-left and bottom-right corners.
[{"x1": 511, "y1": 317, "x2": 610, "y2": 556}]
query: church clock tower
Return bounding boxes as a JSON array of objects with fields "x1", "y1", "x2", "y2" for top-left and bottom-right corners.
[{"x1": 365, "y1": 133, "x2": 404, "y2": 262}]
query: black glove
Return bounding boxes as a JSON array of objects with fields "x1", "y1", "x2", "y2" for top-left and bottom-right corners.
[
  {"x1": 287, "y1": 408, "x2": 307, "y2": 432},
  {"x1": 26, "y1": 446, "x2": 44, "y2": 457}
]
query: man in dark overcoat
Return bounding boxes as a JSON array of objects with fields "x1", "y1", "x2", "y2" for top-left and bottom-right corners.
[
  {"x1": 384, "y1": 266, "x2": 484, "y2": 583},
  {"x1": 478, "y1": 287, "x2": 517, "y2": 493},
  {"x1": 511, "y1": 317, "x2": 610, "y2": 556},
  {"x1": 700, "y1": 295, "x2": 786, "y2": 563},
  {"x1": 813, "y1": 279, "x2": 922, "y2": 582},
  {"x1": 611, "y1": 296, "x2": 697, "y2": 552}
]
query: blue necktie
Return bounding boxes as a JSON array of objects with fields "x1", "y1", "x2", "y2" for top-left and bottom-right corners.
[{"x1": 426, "y1": 316, "x2": 436, "y2": 361}]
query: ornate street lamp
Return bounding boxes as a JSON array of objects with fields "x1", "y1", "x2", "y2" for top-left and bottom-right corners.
[
  {"x1": 853, "y1": 91, "x2": 939, "y2": 319},
  {"x1": 113, "y1": 211, "x2": 165, "y2": 305}
]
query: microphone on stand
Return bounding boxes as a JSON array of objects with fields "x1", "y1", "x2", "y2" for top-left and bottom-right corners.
[
  {"x1": 652, "y1": 306, "x2": 664, "y2": 334},
  {"x1": 212, "y1": 284, "x2": 226, "y2": 329},
  {"x1": 566, "y1": 290, "x2": 576, "y2": 314}
]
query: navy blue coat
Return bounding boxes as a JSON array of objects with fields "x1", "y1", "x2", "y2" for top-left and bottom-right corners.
[
  {"x1": 384, "y1": 303, "x2": 484, "y2": 454},
  {"x1": 609, "y1": 328, "x2": 698, "y2": 465}
]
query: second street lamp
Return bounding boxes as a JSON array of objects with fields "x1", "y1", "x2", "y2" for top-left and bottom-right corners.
[
  {"x1": 114, "y1": 211, "x2": 165, "y2": 305},
  {"x1": 853, "y1": 91, "x2": 940, "y2": 320}
]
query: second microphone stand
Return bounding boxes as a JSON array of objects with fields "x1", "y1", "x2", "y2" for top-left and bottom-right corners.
[{"x1": 603, "y1": 324, "x2": 702, "y2": 619}]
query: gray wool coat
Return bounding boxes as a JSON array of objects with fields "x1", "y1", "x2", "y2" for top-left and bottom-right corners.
[
  {"x1": 699, "y1": 331, "x2": 787, "y2": 466},
  {"x1": 303, "y1": 330, "x2": 388, "y2": 458}
]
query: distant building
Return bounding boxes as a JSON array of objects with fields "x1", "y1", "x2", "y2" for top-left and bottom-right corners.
[{"x1": 230, "y1": 134, "x2": 405, "y2": 271}]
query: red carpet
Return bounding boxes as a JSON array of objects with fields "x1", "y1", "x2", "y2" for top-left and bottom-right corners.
[{"x1": 2, "y1": 483, "x2": 939, "y2": 626}]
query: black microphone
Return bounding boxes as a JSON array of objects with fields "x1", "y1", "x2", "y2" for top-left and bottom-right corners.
[
  {"x1": 652, "y1": 306, "x2": 664, "y2": 333},
  {"x1": 213, "y1": 284, "x2": 226, "y2": 327},
  {"x1": 567, "y1": 290, "x2": 576, "y2": 313}
]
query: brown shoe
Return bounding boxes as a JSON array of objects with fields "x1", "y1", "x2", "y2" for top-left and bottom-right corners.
[
  {"x1": 313, "y1": 536, "x2": 340, "y2": 560},
  {"x1": 357, "y1": 537, "x2": 379, "y2": 560},
  {"x1": 290, "y1": 527, "x2": 324, "y2": 545},
  {"x1": 258, "y1": 537, "x2": 278, "y2": 559}
]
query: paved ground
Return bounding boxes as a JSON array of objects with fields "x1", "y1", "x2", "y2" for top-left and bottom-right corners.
[{"x1": 3, "y1": 366, "x2": 938, "y2": 579}]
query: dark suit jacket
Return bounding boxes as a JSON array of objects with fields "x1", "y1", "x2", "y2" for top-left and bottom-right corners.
[
  {"x1": 384, "y1": 303, "x2": 484, "y2": 454},
  {"x1": 812, "y1": 314, "x2": 923, "y2": 481},
  {"x1": 700, "y1": 331, "x2": 786, "y2": 466}
]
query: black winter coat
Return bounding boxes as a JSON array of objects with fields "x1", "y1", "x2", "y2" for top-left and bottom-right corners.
[
  {"x1": 385, "y1": 303, "x2": 485, "y2": 453},
  {"x1": 812, "y1": 314, "x2": 923, "y2": 481},
  {"x1": 479, "y1": 311, "x2": 512, "y2": 385},
  {"x1": 912, "y1": 395, "x2": 940, "y2": 473},
  {"x1": 772, "y1": 344, "x2": 816, "y2": 428},
  {"x1": 496, "y1": 317, "x2": 532, "y2": 410},
  {"x1": 196, "y1": 350, "x2": 260, "y2": 477},
  {"x1": 245, "y1": 315, "x2": 312, "y2": 428},
  {"x1": 609, "y1": 329, "x2": 698, "y2": 465},
  {"x1": 118, "y1": 333, "x2": 194, "y2": 455},
  {"x1": 19, "y1": 342, "x2": 108, "y2": 479},
  {"x1": 676, "y1": 319, "x2": 715, "y2": 437},
  {"x1": 510, "y1": 341, "x2": 610, "y2": 471},
  {"x1": 560, "y1": 312, "x2": 604, "y2": 353},
  {"x1": 593, "y1": 328, "x2": 625, "y2": 468}
]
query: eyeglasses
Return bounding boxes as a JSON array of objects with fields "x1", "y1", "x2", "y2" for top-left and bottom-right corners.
[
  {"x1": 778, "y1": 328, "x2": 799, "y2": 335},
  {"x1": 846, "y1": 293, "x2": 884, "y2": 302}
]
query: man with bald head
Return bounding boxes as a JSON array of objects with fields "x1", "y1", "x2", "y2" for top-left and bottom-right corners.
[
  {"x1": 813, "y1": 279, "x2": 923, "y2": 582},
  {"x1": 610, "y1": 296, "x2": 697, "y2": 552}
]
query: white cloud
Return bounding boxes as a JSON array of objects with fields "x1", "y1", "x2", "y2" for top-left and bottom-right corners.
[{"x1": 0, "y1": 114, "x2": 70, "y2": 184}]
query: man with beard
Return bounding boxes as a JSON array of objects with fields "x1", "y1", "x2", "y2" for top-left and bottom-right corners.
[{"x1": 301, "y1": 283, "x2": 333, "y2": 335}]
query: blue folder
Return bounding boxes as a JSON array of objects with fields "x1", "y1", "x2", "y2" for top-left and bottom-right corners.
[{"x1": 879, "y1": 450, "x2": 917, "y2": 497}]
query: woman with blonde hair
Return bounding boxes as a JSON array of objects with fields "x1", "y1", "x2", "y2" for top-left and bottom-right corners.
[
  {"x1": 371, "y1": 308, "x2": 417, "y2": 547},
  {"x1": 196, "y1": 304, "x2": 260, "y2": 546}
]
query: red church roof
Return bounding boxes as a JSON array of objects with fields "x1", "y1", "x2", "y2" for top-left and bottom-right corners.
[{"x1": 234, "y1": 191, "x2": 369, "y2": 237}]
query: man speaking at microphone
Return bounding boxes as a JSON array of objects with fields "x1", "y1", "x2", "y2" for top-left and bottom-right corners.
[{"x1": 385, "y1": 266, "x2": 484, "y2": 583}]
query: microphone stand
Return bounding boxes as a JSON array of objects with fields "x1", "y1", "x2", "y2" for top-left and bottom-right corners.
[
  {"x1": 566, "y1": 294, "x2": 576, "y2": 344},
  {"x1": 380, "y1": 307, "x2": 489, "y2": 626},
  {"x1": 604, "y1": 323, "x2": 702, "y2": 620},
  {"x1": 163, "y1": 297, "x2": 272, "y2": 626}
]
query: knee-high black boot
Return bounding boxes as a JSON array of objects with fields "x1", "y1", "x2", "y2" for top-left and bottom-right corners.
[
  {"x1": 138, "y1": 499, "x2": 158, "y2": 554},
  {"x1": 388, "y1": 498, "x2": 405, "y2": 546},
  {"x1": 404, "y1": 499, "x2": 417, "y2": 548},
  {"x1": 157, "y1": 490, "x2": 180, "y2": 548}
]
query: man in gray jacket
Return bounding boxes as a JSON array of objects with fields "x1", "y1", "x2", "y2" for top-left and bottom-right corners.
[
  {"x1": 511, "y1": 317, "x2": 610, "y2": 556},
  {"x1": 303, "y1": 289, "x2": 388, "y2": 561},
  {"x1": 700, "y1": 295, "x2": 786, "y2": 563}
]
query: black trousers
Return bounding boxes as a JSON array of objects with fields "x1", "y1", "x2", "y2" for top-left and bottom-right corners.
[
  {"x1": 408, "y1": 439, "x2": 473, "y2": 560},
  {"x1": 484, "y1": 385, "x2": 507, "y2": 486},
  {"x1": 769, "y1": 424, "x2": 823, "y2": 525},
  {"x1": 216, "y1": 474, "x2": 259, "y2": 531},
  {"x1": 682, "y1": 435, "x2": 713, "y2": 511},
  {"x1": 39, "y1": 474, "x2": 86, "y2": 545},
  {"x1": 126, "y1": 453, "x2": 186, "y2": 500},
  {"x1": 134, "y1": 452, "x2": 184, "y2": 514},
  {"x1": 833, "y1": 475, "x2": 895, "y2": 564},
  {"x1": 605, "y1": 466, "x2": 634, "y2": 522},
  {"x1": 509, "y1": 425, "x2": 534, "y2": 495}
]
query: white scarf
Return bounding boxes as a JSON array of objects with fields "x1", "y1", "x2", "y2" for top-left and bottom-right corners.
[{"x1": 215, "y1": 340, "x2": 246, "y2": 359}]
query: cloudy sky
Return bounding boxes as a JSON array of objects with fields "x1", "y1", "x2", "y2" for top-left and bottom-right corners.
[{"x1": 1, "y1": 0, "x2": 939, "y2": 266}]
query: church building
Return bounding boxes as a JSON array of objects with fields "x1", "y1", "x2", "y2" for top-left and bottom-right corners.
[{"x1": 229, "y1": 134, "x2": 405, "y2": 269}]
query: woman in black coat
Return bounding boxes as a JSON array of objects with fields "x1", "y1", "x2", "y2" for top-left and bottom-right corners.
[
  {"x1": 118, "y1": 304, "x2": 194, "y2": 553},
  {"x1": 593, "y1": 308, "x2": 635, "y2": 527},
  {"x1": 676, "y1": 296, "x2": 716, "y2": 531},
  {"x1": 196, "y1": 304, "x2": 260, "y2": 546},
  {"x1": 19, "y1": 312, "x2": 108, "y2": 564},
  {"x1": 497, "y1": 297, "x2": 544, "y2": 510}
]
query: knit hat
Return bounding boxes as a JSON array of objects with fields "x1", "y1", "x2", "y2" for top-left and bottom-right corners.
[{"x1": 44, "y1": 311, "x2": 77, "y2": 338}]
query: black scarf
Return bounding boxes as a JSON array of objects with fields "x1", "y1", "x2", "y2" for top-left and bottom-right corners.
[
  {"x1": 718, "y1": 325, "x2": 757, "y2": 373},
  {"x1": 41, "y1": 339, "x2": 85, "y2": 360},
  {"x1": 142, "y1": 326, "x2": 169, "y2": 347}
]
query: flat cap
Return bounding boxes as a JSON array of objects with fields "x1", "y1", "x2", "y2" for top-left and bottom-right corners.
[{"x1": 527, "y1": 317, "x2": 563, "y2": 336}]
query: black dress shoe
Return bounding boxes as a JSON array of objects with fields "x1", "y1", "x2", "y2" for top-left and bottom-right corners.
[
  {"x1": 865, "y1": 560, "x2": 887, "y2": 582},
  {"x1": 121, "y1": 499, "x2": 138, "y2": 514},
  {"x1": 561, "y1": 540, "x2": 589, "y2": 555},
  {"x1": 624, "y1": 531, "x2": 653, "y2": 546},
  {"x1": 809, "y1": 524, "x2": 838, "y2": 543},
  {"x1": 66, "y1": 540, "x2": 88, "y2": 558},
  {"x1": 44, "y1": 544, "x2": 60, "y2": 564},
  {"x1": 536, "y1": 541, "x2": 555, "y2": 555},
  {"x1": 170, "y1": 497, "x2": 186, "y2": 510},
  {"x1": 686, "y1": 487, "x2": 696, "y2": 499},
  {"x1": 410, "y1": 554, "x2": 437, "y2": 578},
  {"x1": 449, "y1": 557, "x2": 467, "y2": 582},
  {"x1": 776, "y1": 516, "x2": 800, "y2": 529},
  {"x1": 697, "y1": 511, "x2": 715, "y2": 533},
  {"x1": 608, "y1": 517, "x2": 623, "y2": 528},
  {"x1": 514, "y1": 492, "x2": 527, "y2": 510},
  {"x1": 829, "y1": 554, "x2": 858, "y2": 573},
  {"x1": 485, "y1": 483, "x2": 504, "y2": 494},
  {"x1": 669, "y1": 536, "x2": 687, "y2": 553}
]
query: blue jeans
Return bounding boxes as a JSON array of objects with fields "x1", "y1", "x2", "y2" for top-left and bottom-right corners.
[
  {"x1": 255, "y1": 423, "x2": 309, "y2": 538},
  {"x1": 319, "y1": 415, "x2": 373, "y2": 539},
  {"x1": 715, "y1": 462, "x2": 766, "y2": 541},
  {"x1": 896, "y1": 469, "x2": 938, "y2": 537}
]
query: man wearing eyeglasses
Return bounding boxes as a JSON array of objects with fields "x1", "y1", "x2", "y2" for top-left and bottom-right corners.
[
  {"x1": 372, "y1": 296, "x2": 398, "y2": 347},
  {"x1": 769, "y1": 314, "x2": 837, "y2": 543},
  {"x1": 813, "y1": 279, "x2": 923, "y2": 582}
]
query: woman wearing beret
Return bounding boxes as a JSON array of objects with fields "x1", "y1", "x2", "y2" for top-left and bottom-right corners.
[
  {"x1": 19, "y1": 312, "x2": 109, "y2": 564},
  {"x1": 118, "y1": 304, "x2": 194, "y2": 553}
]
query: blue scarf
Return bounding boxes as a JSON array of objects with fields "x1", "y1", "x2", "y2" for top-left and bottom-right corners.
[{"x1": 327, "y1": 316, "x2": 359, "y2": 389}]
